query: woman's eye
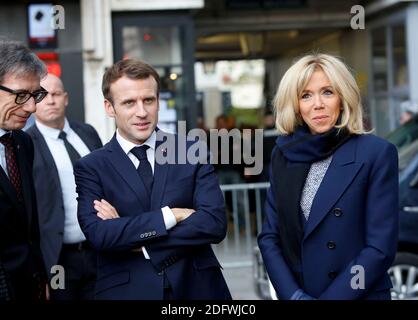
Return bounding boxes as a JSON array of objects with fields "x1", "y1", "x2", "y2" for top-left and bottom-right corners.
[
  {"x1": 301, "y1": 93, "x2": 311, "y2": 99},
  {"x1": 323, "y1": 89, "x2": 333, "y2": 95}
]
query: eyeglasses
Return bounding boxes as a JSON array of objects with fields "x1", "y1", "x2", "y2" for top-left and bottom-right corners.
[{"x1": 0, "y1": 84, "x2": 48, "y2": 105}]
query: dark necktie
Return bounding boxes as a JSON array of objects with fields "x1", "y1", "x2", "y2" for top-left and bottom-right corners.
[
  {"x1": 131, "y1": 145, "x2": 154, "y2": 199},
  {"x1": 58, "y1": 131, "x2": 81, "y2": 166},
  {"x1": 0, "y1": 134, "x2": 23, "y2": 200}
]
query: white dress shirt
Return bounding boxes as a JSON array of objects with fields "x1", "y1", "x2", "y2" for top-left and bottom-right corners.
[
  {"x1": 36, "y1": 119, "x2": 91, "y2": 244},
  {"x1": 0, "y1": 128, "x2": 9, "y2": 176},
  {"x1": 116, "y1": 129, "x2": 176, "y2": 259}
]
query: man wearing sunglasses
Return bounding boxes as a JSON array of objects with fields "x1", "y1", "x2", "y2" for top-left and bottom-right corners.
[{"x1": 0, "y1": 39, "x2": 48, "y2": 300}]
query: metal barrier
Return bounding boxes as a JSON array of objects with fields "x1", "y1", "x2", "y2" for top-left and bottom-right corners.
[{"x1": 214, "y1": 182, "x2": 270, "y2": 268}]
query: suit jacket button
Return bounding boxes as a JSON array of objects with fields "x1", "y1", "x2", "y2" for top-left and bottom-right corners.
[
  {"x1": 327, "y1": 241, "x2": 336, "y2": 249},
  {"x1": 328, "y1": 271, "x2": 337, "y2": 279},
  {"x1": 158, "y1": 271, "x2": 163, "y2": 276},
  {"x1": 333, "y1": 208, "x2": 342, "y2": 217}
]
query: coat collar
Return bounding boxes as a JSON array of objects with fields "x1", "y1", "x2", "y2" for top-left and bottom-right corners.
[
  {"x1": 0, "y1": 131, "x2": 33, "y2": 229},
  {"x1": 29, "y1": 121, "x2": 98, "y2": 195},
  {"x1": 104, "y1": 129, "x2": 169, "y2": 210},
  {"x1": 303, "y1": 135, "x2": 363, "y2": 240}
]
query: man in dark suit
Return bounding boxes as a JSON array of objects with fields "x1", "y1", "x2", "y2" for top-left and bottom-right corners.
[
  {"x1": 0, "y1": 39, "x2": 48, "y2": 300},
  {"x1": 27, "y1": 73, "x2": 102, "y2": 300},
  {"x1": 74, "y1": 59, "x2": 231, "y2": 300}
]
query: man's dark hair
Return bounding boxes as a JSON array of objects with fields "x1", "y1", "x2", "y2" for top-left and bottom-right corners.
[
  {"x1": 0, "y1": 39, "x2": 46, "y2": 84},
  {"x1": 102, "y1": 59, "x2": 161, "y2": 104}
]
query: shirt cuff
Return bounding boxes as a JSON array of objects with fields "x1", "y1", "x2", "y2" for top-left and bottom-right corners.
[
  {"x1": 162, "y1": 206, "x2": 177, "y2": 230},
  {"x1": 142, "y1": 247, "x2": 150, "y2": 259}
]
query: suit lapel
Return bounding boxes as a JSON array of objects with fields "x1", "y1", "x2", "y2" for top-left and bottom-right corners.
[
  {"x1": 31, "y1": 125, "x2": 60, "y2": 183},
  {"x1": 303, "y1": 137, "x2": 363, "y2": 241},
  {"x1": 70, "y1": 122, "x2": 95, "y2": 151},
  {"x1": 0, "y1": 165, "x2": 22, "y2": 211},
  {"x1": 150, "y1": 138, "x2": 169, "y2": 209},
  {"x1": 105, "y1": 135, "x2": 148, "y2": 212}
]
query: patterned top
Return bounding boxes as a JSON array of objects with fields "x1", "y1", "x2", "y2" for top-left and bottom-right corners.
[{"x1": 300, "y1": 156, "x2": 333, "y2": 221}]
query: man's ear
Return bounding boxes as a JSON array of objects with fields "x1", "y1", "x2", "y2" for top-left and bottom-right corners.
[
  {"x1": 104, "y1": 99, "x2": 116, "y2": 118},
  {"x1": 63, "y1": 92, "x2": 69, "y2": 108}
]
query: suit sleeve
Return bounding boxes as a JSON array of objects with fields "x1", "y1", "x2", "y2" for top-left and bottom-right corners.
[
  {"x1": 319, "y1": 142, "x2": 399, "y2": 300},
  {"x1": 257, "y1": 163, "x2": 302, "y2": 300},
  {"x1": 74, "y1": 158, "x2": 169, "y2": 252},
  {"x1": 146, "y1": 157, "x2": 228, "y2": 271}
]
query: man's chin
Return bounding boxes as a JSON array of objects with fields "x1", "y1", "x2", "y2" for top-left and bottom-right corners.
[
  {"x1": 9, "y1": 119, "x2": 28, "y2": 130},
  {"x1": 132, "y1": 129, "x2": 154, "y2": 143}
]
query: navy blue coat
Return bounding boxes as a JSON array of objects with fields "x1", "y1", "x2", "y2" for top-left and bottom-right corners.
[
  {"x1": 74, "y1": 132, "x2": 231, "y2": 300},
  {"x1": 258, "y1": 134, "x2": 399, "y2": 300}
]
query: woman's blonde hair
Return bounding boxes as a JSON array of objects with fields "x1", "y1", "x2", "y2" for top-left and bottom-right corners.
[{"x1": 273, "y1": 53, "x2": 367, "y2": 135}]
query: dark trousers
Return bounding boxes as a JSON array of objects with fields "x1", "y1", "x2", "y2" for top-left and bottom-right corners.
[{"x1": 49, "y1": 242, "x2": 96, "y2": 300}]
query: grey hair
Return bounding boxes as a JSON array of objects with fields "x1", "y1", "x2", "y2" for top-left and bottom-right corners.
[{"x1": 0, "y1": 39, "x2": 47, "y2": 84}]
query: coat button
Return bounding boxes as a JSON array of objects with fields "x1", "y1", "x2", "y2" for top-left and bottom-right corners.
[
  {"x1": 333, "y1": 208, "x2": 342, "y2": 217},
  {"x1": 327, "y1": 241, "x2": 336, "y2": 249},
  {"x1": 328, "y1": 271, "x2": 338, "y2": 279},
  {"x1": 157, "y1": 271, "x2": 163, "y2": 276}
]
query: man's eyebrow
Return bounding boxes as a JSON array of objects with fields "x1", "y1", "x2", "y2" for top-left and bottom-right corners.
[{"x1": 120, "y1": 98, "x2": 135, "y2": 103}]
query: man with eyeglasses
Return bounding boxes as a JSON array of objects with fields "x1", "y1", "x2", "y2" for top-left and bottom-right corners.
[
  {"x1": 0, "y1": 39, "x2": 48, "y2": 300},
  {"x1": 27, "y1": 73, "x2": 102, "y2": 300}
]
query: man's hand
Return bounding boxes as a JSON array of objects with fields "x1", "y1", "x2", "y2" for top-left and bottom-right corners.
[
  {"x1": 0, "y1": 98, "x2": 19, "y2": 128},
  {"x1": 45, "y1": 284, "x2": 50, "y2": 300},
  {"x1": 94, "y1": 199, "x2": 120, "y2": 220},
  {"x1": 171, "y1": 208, "x2": 195, "y2": 223}
]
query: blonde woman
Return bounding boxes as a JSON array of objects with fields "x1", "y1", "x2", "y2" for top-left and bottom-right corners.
[{"x1": 258, "y1": 53, "x2": 398, "y2": 300}]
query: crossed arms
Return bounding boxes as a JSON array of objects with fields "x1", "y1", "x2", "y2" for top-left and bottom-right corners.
[{"x1": 74, "y1": 157, "x2": 227, "y2": 270}]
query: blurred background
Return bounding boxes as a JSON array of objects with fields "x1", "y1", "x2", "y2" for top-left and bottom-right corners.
[{"x1": 1, "y1": 0, "x2": 418, "y2": 300}]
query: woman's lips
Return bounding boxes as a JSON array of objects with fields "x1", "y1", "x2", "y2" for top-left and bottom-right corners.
[{"x1": 312, "y1": 115, "x2": 329, "y2": 120}]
